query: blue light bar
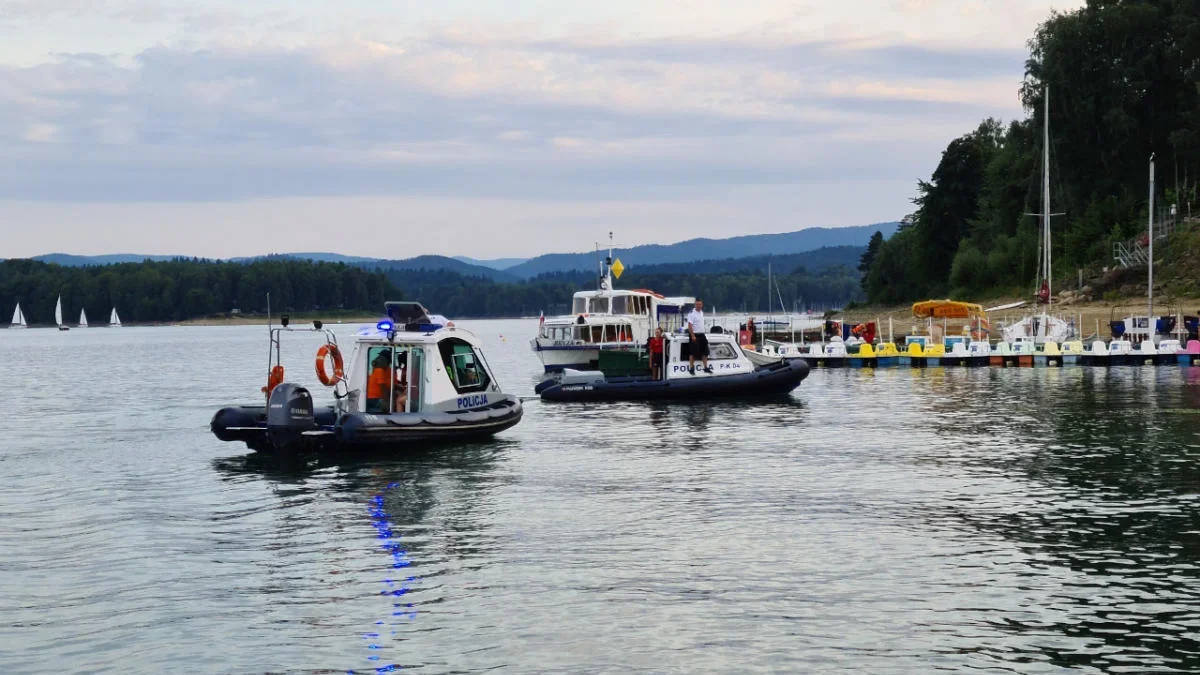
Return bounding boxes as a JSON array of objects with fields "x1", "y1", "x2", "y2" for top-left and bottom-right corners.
[{"x1": 376, "y1": 320, "x2": 394, "y2": 332}]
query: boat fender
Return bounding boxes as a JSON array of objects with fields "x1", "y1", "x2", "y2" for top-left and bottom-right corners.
[
  {"x1": 421, "y1": 411, "x2": 459, "y2": 426},
  {"x1": 384, "y1": 413, "x2": 424, "y2": 427},
  {"x1": 315, "y1": 344, "x2": 345, "y2": 386},
  {"x1": 457, "y1": 410, "x2": 490, "y2": 423},
  {"x1": 486, "y1": 405, "x2": 515, "y2": 419},
  {"x1": 262, "y1": 365, "x2": 285, "y2": 395}
]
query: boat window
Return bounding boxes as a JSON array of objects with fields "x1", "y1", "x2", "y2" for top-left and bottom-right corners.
[
  {"x1": 438, "y1": 337, "x2": 491, "y2": 394},
  {"x1": 709, "y1": 342, "x2": 738, "y2": 360},
  {"x1": 590, "y1": 297, "x2": 610, "y2": 314},
  {"x1": 572, "y1": 297, "x2": 587, "y2": 314},
  {"x1": 611, "y1": 296, "x2": 628, "y2": 315},
  {"x1": 604, "y1": 324, "x2": 617, "y2": 341},
  {"x1": 590, "y1": 326, "x2": 603, "y2": 343},
  {"x1": 364, "y1": 346, "x2": 408, "y2": 414},
  {"x1": 408, "y1": 349, "x2": 423, "y2": 413}
]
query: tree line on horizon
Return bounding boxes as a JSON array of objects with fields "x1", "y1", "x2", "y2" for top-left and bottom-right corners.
[
  {"x1": 860, "y1": 0, "x2": 1200, "y2": 305},
  {"x1": 0, "y1": 258, "x2": 396, "y2": 324},
  {"x1": 0, "y1": 254, "x2": 865, "y2": 324}
]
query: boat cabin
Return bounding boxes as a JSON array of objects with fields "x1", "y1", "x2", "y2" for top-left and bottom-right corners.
[
  {"x1": 340, "y1": 302, "x2": 503, "y2": 415},
  {"x1": 539, "y1": 290, "x2": 696, "y2": 343}
]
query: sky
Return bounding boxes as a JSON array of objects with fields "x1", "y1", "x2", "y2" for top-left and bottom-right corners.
[{"x1": 0, "y1": 0, "x2": 1084, "y2": 259}]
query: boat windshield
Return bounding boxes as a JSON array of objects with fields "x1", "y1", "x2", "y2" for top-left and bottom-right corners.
[
  {"x1": 438, "y1": 337, "x2": 491, "y2": 393},
  {"x1": 572, "y1": 297, "x2": 587, "y2": 314},
  {"x1": 590, "y1": 297, "x2": 610, "y2": 314}
]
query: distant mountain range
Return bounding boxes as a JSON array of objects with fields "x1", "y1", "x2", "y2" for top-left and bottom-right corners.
[
  {"x1": 452, "y1": 256, "x2": 528, "y2": 271},
  {"x1": 503, "y1": 222, "x2": 899, "y2": 279},
  {"x1": 20, "y1": 222, "x2": 898, "y2": 279},
  {"x1": 32, "y1": 253, "x2": 184, "y2": 266}
]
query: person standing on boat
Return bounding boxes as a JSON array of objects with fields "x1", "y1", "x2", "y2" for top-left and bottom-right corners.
[
  {"x1": 648, "y1": 326, "x2": 665, "y2": 380},
  {"x1": 686, "y1": 300, "x2": 711, "y2": 374}
]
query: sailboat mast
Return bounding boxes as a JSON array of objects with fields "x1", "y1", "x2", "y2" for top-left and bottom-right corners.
[
  {"x1": 1148, "y1": 154, "x2": 1155, "y2": 342},
  {"x1": 1043, "y1": 86, "x2": 1052, "y2": 320}
]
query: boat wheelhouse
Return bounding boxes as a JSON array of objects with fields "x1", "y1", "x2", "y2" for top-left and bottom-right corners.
[
  {"x1": 532, "y1": 242, "x2": 694, "y2": 371},
  {"x1": 212, "y1": 302, "x2": 522, "y2": 453}
]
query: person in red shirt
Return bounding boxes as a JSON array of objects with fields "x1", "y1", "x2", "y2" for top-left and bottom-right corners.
[{"x1": 648, "y1": 326, "x2": 665, "y2": 380}]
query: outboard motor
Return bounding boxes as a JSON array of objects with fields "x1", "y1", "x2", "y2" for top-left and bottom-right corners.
[{"x1": 266, "y1": 383, "x2": 316, "y2": 452}]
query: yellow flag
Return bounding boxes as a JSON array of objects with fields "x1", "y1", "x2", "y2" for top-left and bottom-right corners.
[{"x1": 611, "y1": 258, "x2": 625, "y2": 279}]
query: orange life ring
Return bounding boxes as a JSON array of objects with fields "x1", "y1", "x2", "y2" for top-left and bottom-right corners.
[
  {"x1": 315, "y1": 344, "x2": 345, "y2": 386},
  {"x1": 262, "y1": 365, "x2": 285, "y2": 395}
]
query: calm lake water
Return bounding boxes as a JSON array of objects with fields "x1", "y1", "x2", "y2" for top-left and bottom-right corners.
[{"x1": 3, "y1": 320, "x2": 1200, "y2": 674}]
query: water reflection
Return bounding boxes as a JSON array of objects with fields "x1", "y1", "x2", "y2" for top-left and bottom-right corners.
[
  {"x1": 211, "y1": 443, "x2": 516, "y2": 672},
  {"x1": 907, "y1": 369, "x2": 1200, "y2": 672}
]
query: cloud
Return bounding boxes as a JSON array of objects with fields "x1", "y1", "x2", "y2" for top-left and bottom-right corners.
[{"x1": 0, "y1": 31, "x2": 1023, "y2": 205}]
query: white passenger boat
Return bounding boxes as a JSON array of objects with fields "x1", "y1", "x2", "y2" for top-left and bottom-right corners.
[
  {"x1": 212, "y1": 302, "x2": 522, "y2": 453},
  {"x1": 531, "y1": 242, "x2": 693, "y2": 372}
]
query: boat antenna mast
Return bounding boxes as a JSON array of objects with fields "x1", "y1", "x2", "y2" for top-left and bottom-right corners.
[
  {"x1": 597, "y1": 231, "x2": 614, "y2": 291},
  {"x1": 1024, "y1": 86, "x2": 1065, "y2": 333},
  {"x1": 1148, "y1": 153, "x2": 1156, "y2": 343}
]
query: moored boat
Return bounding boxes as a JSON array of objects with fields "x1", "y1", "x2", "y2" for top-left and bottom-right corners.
[
  {"x1": 1131, "y1": 340, "x2": 1158, "y2": 366},
  {"x1": 875, "y1": 342, "x2": 900, "y2": 367},
  {"x1": 1080, "y1": 340, "x2": 1110, "y2": 367},
  {"x1": 1012, "y1": 336, "x2": 1036, "y2": 367},
  {"x1": 966, "y1": 339, "x2": 991, "y2": 367},
  {"x1": 536, "y1": 330, "x2": 809, "y2": 402},
  {"x1": 1107, "y1": 339, "x2": 1135, "y2": 366},
  {"x1": 1061, "y1": 340, "x2": 1084, "y2": 365},
  {"x1": 821, "y1": 337, "x2": 848, "y2": 368},
  {"x1": 531, "y1": 237, "x2": 693, "y2": 372},
  {"x1": 211, "y1": 302, "x2": 522, "y2": 453},
  {"x1": 846, "y1": 342, "x2": 877, "y2": 368}
]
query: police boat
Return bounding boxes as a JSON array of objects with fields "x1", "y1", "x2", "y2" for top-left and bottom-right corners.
[
  {"x1": 211, "y1": 302, "x2": 522, "y2": 453},
  {"x1": 535, "y1": 328, "x2": 809, "y2": 402}
]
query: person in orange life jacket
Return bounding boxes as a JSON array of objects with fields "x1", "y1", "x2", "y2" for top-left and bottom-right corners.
[
  {"x1": 686, "y1": 299, "x2": 711, "y2": 374},
  {"x1": 648, "y1": 326, "x2": 665, "y2": 380},
  {"x1": 367, "y1": 351, "x2": 406, "y2": 413}
]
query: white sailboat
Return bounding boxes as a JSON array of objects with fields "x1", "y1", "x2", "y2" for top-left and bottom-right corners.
[
  {"x1": 9, "y1": 303, "x2": 27, "y2": 329},
  {"x1": 1002, "y1": 86, "x2": 1074, "y2": 345},
  {"x1": 109, "y1": 308, "x2": 122, "y2": 327},
  {"x1": 79, "y1": 308, "x2": 88, "y2": 328},
  {"x1": 55, "y1": 295, "x2": 69, "y2": 331}
]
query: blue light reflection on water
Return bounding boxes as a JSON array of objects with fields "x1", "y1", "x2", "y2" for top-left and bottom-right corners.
[{"x1": 350, "y1": 482, "x2": 418, "y2": 674}]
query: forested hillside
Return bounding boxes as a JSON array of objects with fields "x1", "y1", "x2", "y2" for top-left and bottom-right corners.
[
  {"x1": 0, "y1": 249, "x2": 862, "y2": 323},
  {"x1": 0, "y1": 258, "x2": 396, "y2": 324},
  {"x1": 862, "y1": 0, "x2": 1199, "y2": 304}
]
